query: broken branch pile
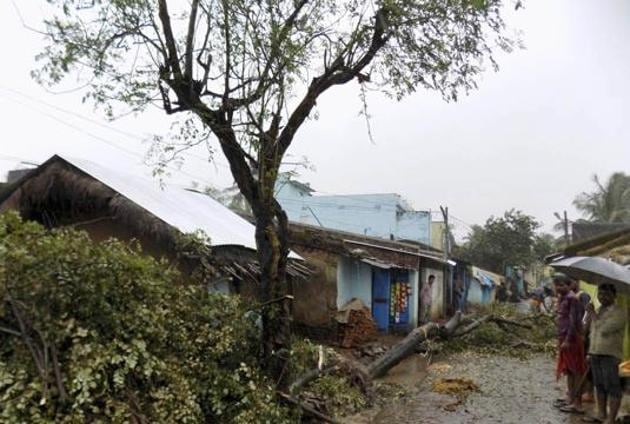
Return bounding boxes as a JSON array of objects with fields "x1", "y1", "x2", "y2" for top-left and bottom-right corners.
[
  {"x1": 437, "y1": 304, "x2": 556, "y2": 358},
  {"x1": 291, "y1": 304, "x2": 555, "y2": 421}
]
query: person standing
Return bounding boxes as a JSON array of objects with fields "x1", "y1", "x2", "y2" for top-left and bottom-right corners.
[
  {"x1": 570, "y1": 277, "x2": 594, "y2": 403},
  {"x1": 496, "y1": 279, "x2": 508, "y2": 303},
  {"x1": 453, "y1": 277, "x2": 464, "y2": 312},
  {"x1": 553, "y1": 273, "x2": 587, "y2": 414},
  {"x1": 421, "y1": 275, "x2": 435, "y2": 323},
  {"x1": 583, "y1": 283, "x2": 626, "y2": 424}
]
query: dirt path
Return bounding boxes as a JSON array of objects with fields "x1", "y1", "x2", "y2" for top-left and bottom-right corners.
[{"x1": 346, "y1": 352, "x2": 591, "y2": 424}]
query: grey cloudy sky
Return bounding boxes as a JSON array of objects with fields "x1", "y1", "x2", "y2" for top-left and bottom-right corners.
[{"x1": 1, "y1": 0, "x2": 629, "y2": 237}]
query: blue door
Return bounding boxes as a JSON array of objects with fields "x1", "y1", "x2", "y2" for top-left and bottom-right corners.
[{"x1": 372, "y1": 268, "x2": 391, "y2": 331}]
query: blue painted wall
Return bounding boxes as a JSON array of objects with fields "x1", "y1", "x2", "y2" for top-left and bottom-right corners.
[
  {"x1": 275, "y1": 177, "x2": 431, "y2": 245},
  {"x1": 337, "y1": 257, "x2": 373, "y2": 309}
]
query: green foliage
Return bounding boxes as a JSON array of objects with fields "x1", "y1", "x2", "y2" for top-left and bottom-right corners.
[
  {"x1": 35, "y1": 0, "x2": 517, "y2": 162},
  {"x1": 0, "y1": 212, "x2": 292, "y2": 423},
  {"x1": 456, "y1": 209, "x2": 552, "y2": 273},
  {"x1": 573, "y1": 172, "x2": 630, "y2": 223},
  {"x1": 437, "y1": 303, "x2": 556, "y2": 358},
  {"x1": 308, "y1": 375, "x2": 366, "y2": 417},
  {"x1": 289, "y1": 339, "x2": 367, "y2": 417}
]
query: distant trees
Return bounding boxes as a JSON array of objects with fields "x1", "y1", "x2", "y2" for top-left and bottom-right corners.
[
  {"x1": 456, "y1": 209, "x2": 555, "y2": 274},
  {"x1": 573, "y1": 173, "x2": 630, "y2": 223}
]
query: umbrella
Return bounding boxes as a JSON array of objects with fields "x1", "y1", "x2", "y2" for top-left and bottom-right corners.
[{"x1": 550, "y1": 256, "x2": 630, "y2": 294}]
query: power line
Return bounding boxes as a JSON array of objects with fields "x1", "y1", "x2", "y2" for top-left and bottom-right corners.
[
  {"x1": 449, "y1": 215, "x2": 475, "y2": 230},
  {"x1": 0, "y1": 94, "x2": 217, "y2": 185},
  {"x1": 0, "y1": 86, "x2": 230, "y2": 169}
]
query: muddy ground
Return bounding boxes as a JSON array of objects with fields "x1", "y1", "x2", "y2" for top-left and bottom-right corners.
[{"x1": 346, "y1": 352, "x2": 595, "y2": 424}]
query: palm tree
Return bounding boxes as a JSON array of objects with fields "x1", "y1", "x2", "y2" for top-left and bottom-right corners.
[{"x1": 573, "y1": 173, "x2": 630, "y2": 223}]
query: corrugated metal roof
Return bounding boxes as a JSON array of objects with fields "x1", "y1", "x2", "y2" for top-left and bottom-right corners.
[
  {"x1": 60, "y1": 155, "x2": 300, "y2": 258},
  {"x1": 471, "y1": 266, "x2": 501, "y2": 287}
]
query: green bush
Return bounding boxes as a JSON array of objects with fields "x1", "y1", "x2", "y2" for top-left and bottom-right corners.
[{"x1": 0, "y1": 212, "x2": 293, "y2": 423}]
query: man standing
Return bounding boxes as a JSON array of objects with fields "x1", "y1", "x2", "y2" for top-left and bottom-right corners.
[
  {"x1": 584, "y1": 283, "x2": 626, "y2": 424},
  {"x1": 421, "y1": 275, "x2": 435, "y2": 323},
  {"x1": 553, "y1": 273, "x2": 587, "y2": 414}
]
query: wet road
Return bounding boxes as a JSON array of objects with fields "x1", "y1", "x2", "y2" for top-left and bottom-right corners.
[{"x1": 347, "y1": 352, "x2": 590, "y2": 424}]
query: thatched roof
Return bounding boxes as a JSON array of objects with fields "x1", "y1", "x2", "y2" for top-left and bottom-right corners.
[
  {"x1": 563, "y1": 226, "x2": 630, "y2": 256},
  {"x1": 0, "y1": 158, "x2": 175, "y2": 241},
  {"x1": 0, "y1": 155, "x2": 309, "y2": 280},
  {"x1": 546, "y1": 226, "x2": 630, "y2": 266}
]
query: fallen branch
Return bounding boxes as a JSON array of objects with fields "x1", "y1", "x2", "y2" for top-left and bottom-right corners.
[
  {"x1": 510, "y1": 340, "x2": 536, "y2": 349},
  {"x1": 289, "y1": 365, "x2": 338, "y2": 394},
  {"x1": 278, "y1": 392, "x2": 340, "y2": 424},
  {"x1": 490, "y1": 316, "x2": 533, "y2": 329},
  {"x1": 452, "y1": 315, "x2": 493, "y2": 338}
]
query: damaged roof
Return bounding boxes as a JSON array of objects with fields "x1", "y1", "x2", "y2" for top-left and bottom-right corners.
[
  {"x1": 288, "y1": 220, "x2": 451, "y2": 269},
  {"x1": 0, "y1": 154, "x2": 303, "y2": 262}
]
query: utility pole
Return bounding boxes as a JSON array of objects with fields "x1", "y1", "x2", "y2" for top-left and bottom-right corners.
[
  {"x1": 563, "y1": 210, "x2": 569, "y2": 246},
  {"x1": 440, "y1": 206, "x2": 450, "y2": 258},
  {"x1": 554, "y1": 211, "x2": 570, "y2": 246},
  {"x1": 440, "y1": 206, "x2": 451, "y2": 313}
]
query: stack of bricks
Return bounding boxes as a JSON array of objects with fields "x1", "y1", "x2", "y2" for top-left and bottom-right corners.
[{"x1": 337, "y1": 307, "x2": 378, "y2": 348}]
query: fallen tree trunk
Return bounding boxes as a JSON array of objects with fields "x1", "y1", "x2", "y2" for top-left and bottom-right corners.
[
  {"x1": 367, "y1": 312, "x2": 462, "y2": 379},
  {"x1": 452, "y1": 315, "x2": 493, "y2": 338}
]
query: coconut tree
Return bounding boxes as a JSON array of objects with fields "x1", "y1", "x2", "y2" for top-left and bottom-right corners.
[{"x1": 574, "y1": 173, "x2": 630, "y2": 223}]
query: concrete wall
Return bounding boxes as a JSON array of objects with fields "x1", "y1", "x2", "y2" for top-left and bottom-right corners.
[
  {"x1": 409, "y1": 270, "x2": 420, "y2": 327},
  {"x1": 336, "y1": 257, "x2": 373, "y2": 309},
  {"x1": 397, "y1": 210, "x2": 432, "y2": 243},
  {"x1": 276, "y1": 182, "x2": 432, "y2": 245},
  {"x1": 430, "y1": 222, "x2": 445, "y2": 251},
  {"x1": 290, "y1": 247, "x2": 338, "y2": 327}
]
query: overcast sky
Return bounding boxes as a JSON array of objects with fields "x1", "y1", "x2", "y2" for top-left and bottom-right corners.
[{"x1": 1, "y1": 1, "x2": 629, "y2": 238}]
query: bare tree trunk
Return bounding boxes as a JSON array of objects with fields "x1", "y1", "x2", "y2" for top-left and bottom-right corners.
[
  {"x1": 253, "y1": 202, "x2": 292, "y2": 389},
  {"x1": 367, "y1": 312, "x2": 461, "y2": 379}
]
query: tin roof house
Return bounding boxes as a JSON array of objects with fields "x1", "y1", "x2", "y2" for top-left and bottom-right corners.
[{"x1": 0, "y1": 155, "x2": 308, "y2": 295}]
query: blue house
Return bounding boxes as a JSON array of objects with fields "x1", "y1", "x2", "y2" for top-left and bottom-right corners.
[
  {"x1": 467, "y1": 267, "x2": 500, "y2": 305},
  {"x1": 275, "y1": 174, "x2": 431, "y2": 245},
  {"x1": 288, "y1": 222, "x2": 450, "y2": 334}
]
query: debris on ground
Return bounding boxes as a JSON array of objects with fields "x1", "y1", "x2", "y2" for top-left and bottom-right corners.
[
  {"x1": 432, "y1": 377, "x2": 480, "y2": 397},
  {"x1": 336, "y1": 298, "x2": 378, "y2": 348},
  {"x1": 435, "y1": 303, "x2": 556, "y2": 358},
  {"x1": 290, "y1": 338, "x2": 373, "y2": 420},
  {"x1": 355, "y1": 342, "x2": 389, "y2": 362},
  {"x1": 432, "y1": 377, "x2": 480, "y2": 411},
  {"x1": 302, "y1": 375, "x2": 368, "y2": 418}
]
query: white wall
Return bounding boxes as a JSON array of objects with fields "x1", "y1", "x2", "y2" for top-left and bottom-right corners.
[{"x1": 409, "y1": 269, "x2": 420, "y2": 327}]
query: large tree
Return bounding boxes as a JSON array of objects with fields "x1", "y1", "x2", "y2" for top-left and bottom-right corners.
[
  {"x1": 573, "y1": 172, "x2": 630, "y2": 223},
  {"x1": 36, "y1": 0, "x2": 516, "y2": 386},
  {"x1": 456, "y1": 209, "x2": 553, "y2": 273}
]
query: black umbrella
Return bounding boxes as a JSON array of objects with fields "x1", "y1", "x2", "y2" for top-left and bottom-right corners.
[{"x1": 550, "y1": 256, "x2": 630, "y2": 294}]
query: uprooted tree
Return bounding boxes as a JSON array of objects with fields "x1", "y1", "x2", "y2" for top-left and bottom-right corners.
[{"x1": 36, "y1": 0, "x2": 518, "y2": 387}]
